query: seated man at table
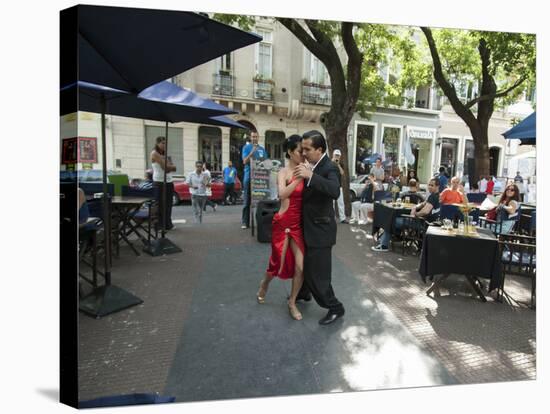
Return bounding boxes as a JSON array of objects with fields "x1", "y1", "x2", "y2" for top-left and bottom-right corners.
[
  {"x1": 372, "y1": 177, "x2": 440, "y2": 252},
  {"x1": 400, "y1": 179, "x2": 425, "y2": 203},
  {"x1": 439, "y1": 176, "x2": 466, "y2": 205}
]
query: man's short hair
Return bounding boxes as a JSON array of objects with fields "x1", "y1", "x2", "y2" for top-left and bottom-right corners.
[
  {"x1": 430, "y1": 177, "x2": 440, "y2": 187},
  {"x1": 439, "y1": 166, "x2": 446, "y2": 173},
  {"x1": 302, "y1": 130, "x2": 327, "y2": 153},
  {"x1": 195, "y1": 161, "x2": 203, "y2": 167}
]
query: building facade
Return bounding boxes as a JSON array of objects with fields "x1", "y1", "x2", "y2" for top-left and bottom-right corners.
[{"x1": 60, "y1": 18, "x2": 535, "y2": 185}]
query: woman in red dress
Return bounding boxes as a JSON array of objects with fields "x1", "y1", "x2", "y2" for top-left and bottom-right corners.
[{"x1": 256, "y1": 135, "x2": 306, "y2": 320}]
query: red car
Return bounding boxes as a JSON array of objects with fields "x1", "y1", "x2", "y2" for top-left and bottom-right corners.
[{"x1": 173, "y1": 173, "x2": 242, "y2": 204}]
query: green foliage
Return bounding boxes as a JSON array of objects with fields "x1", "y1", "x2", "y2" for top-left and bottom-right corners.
[
  {"x1": 355, "y1": 24, "x2": 432, "y2": 114},
  {"x1": 425, "y1": 28, "x2": 536, "y2": 109}
]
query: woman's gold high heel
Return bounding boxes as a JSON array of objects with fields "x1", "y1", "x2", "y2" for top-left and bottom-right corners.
[
  {"x1": 288, "y1": 301, "x2": 303, "y2": 321},
  {"x1": 257, "y1": 279, "x2": 268, "y2": 304}
]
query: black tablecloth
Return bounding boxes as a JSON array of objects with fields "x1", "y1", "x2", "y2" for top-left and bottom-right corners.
[
  {"x1": 372, "y1": 202, "x2": 411, "y2": 235},
  {"x1": 419, "y1": 226, "x2": 502, "y2": 291}
]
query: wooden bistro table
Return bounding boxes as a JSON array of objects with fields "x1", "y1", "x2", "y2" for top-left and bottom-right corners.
[
  {"x1": 111, "y1": 195, "x2": 153, "y2": 256},
  {"x1": 419, "y1": 225, "x2": 503, "y2": 302}
]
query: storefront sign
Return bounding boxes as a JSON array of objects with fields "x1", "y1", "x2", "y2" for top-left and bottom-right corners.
[{"x1": 407, "y1": 128, "x2": 436, "y2": 140}]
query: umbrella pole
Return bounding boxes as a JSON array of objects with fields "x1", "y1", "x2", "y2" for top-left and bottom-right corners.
[
  {"x1": 79, "y1": 93, "x2": 143, "y2": 318},
  {"x1": 101, "y1": 94, "x2": 112, "y2": 285},
  {"x1": 162, "y1": 121, "x2": 168, "y2": 238}
]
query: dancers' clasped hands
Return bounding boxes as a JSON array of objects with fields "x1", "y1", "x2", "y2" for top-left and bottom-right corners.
[{"x1": 292, "y1": 162, "x2": 312, "y2": 180}]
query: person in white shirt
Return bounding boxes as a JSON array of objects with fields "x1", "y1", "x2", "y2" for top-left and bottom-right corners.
[
  {"x1": 478, "y1": 175, "x2": 488, "y2": 193},
  {"x1": 202, "y1": 162, "x2": 217, "y2": 212},
  {"x1": 151, "y1": 136, "x2": 176, "y2": 231},
  {"x1": 332, "y1": 149, "x2": 349, "y2": 223},
  {"x1": 186, "y1": 161, "x2": 209, "y2": 223}
]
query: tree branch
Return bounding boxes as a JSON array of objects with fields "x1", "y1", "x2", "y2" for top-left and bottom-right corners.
[
  {"x1": 421, "y1": 27, "x2": 477, "y2": 127},
  {"x1": 276, "y1": 18, "x2": 331, "y2": 63},
  {"x1": 341, "y1": 22, "x2": 363, "y2": 120},
  {"x1": 465, "y1": 76, "x2": 527, "y2": 109}
]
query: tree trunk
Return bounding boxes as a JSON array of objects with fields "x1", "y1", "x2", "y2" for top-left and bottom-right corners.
[
  {"x1": 472, "y1": 128, "x2": 490, "y2": 183},
  {"x1": 325, "y1": 124, "x2": 351, "y2": 217}
]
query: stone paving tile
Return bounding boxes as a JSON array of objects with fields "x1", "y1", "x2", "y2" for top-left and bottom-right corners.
[
  {"x1": 336, "y1": 223, "x2": 536, "y2": 385},
  {"x1": 77, "y1": 205, "x2": 536, "y2": 402}
]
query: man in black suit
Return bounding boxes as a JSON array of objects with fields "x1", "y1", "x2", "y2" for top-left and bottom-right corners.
[{"x1": 293, "y1": 130, "x2": 345, "y2": 325}]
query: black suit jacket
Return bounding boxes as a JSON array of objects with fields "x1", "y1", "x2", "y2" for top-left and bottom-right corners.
[{"x1": 302, "y1": 155, "x2": 341, "y2": 248}]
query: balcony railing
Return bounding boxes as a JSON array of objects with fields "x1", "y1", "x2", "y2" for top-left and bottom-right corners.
[
  {"x1": 302, "y1": 82, "x2": 331, "y2": 106},
  {"x1": 253, "y1": 78, "x2": 274, "y2": 101},
  {"x1": 212, "y1": 72, "x2": 235, "y2": 97}
]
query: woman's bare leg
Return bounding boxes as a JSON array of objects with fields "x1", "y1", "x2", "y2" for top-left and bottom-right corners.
[
  {"x1": 287, "y1": 239, "x2": 304, "y2": 320},
  {"x1": 257, "y1": 273, "x2": 274, "y2": 304}
]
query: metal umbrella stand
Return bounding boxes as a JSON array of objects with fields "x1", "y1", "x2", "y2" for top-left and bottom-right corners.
[{"x1": 79, "y1": 93, "x2": 144, "y2": 318}]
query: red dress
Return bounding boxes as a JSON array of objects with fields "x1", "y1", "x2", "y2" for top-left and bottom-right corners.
[{"x1": 266, "y1": 178, "x2": 305, "y2": 279}]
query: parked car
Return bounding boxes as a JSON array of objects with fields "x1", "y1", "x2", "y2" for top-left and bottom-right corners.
[{"x1": 172, "y1": 173, "x2": 242, "y2": 205}]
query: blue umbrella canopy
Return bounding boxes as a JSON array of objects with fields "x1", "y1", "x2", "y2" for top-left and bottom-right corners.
[
  {"x1": 61, "y1": 5, "x2": 262, "y2": 92},
  {"x1": 502, "y1": 112, "x2": 536, "y2": 145},
  {"x1": 61, "y1": 80, "x2": 243, "y2": 127}
]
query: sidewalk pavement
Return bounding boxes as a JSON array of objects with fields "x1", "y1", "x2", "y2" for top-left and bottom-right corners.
[{"x1": 78, "y1": 204, "x2": 535, "y2": 403}]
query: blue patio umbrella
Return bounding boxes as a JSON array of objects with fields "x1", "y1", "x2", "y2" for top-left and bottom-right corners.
[
  {"x1": 60, "y1": 5, "x2": 258, "y2": 318},
  {"x1": 61, "y1": 5, "x2": 262, "y2": 92},
  {"x1": 502, "y1": 112, "x2": 536, "y2": 145},
  {"x1": 63, "y1": 80, "x2": 246, "y2": 317},
  {"x1": 61, "y1": 80, "x2": 237, "y2": 121}
]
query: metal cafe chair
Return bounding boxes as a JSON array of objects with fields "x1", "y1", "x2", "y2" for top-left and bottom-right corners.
[
  {"x1": 498, "y1": 233, "x2": 536, "y2": 308},
  {"x1": 373, "y1": 190, "x2": 393, "y2": 202},
  {"x1": 121, "y1": 185, "x2": 160, "y2": 247},
  {"x1": 466, "y1": 192, "x2": 487, "y2": 204},
  {"x1": 399, "y1": 215, "x2": 428, "y2": 256},
  {"x1": 519, "y1": 210, "x2": 536, "y2": 236},
  {"x1": 479, "y1": 204, "x2": 522, "y2": 236},
  {"x1": 439, "y1": 204, "x2": 464, "y2": 223}
]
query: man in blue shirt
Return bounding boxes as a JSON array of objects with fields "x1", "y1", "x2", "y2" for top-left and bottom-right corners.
[
  {"x1": 223, "y1": 160, "x2": 238, "y2": 205},
  {"x1": 438, "y1": 166, "x2": 448, "y2": 193},
  {"x1": 241, "y1": 130, "x2": 268, "y2": 228}
]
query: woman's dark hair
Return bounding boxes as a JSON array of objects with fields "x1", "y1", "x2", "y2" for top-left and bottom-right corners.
[
  {"x1": 154, "y1": 136, "x2": 166, "y2": 154},
  {"x1": 499, "y1": 183, "x2": 520, "y2": 205},
  {"x1": 302, "y1": 130, "x2": 327, "y2": 152},
  {"x1": 283, "y1": 134, "x2": 302, "y2": 158}
]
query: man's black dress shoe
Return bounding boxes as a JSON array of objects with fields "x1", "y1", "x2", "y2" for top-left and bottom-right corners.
[{"x1": 318, "y1": 310, "x2": 345, "y2": 325}]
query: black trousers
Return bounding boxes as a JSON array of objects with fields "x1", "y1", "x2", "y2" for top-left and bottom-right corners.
[
  {"x1": 204, "y1": 198, "x2": 216, "y2": 210},
  {"x1": 153, "y1": 181, "x2": 174, "y2": 230},
  {"x1": 224, "y1": 183, "x2": 236, "y2": 204},
  {"x1": 299, "y1": 246, "x2": 344, "y2": 313}
]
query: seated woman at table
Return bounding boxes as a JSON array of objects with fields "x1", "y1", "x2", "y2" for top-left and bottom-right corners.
[
  {"x1": 400, "y1": 179, "x2": 425, "y2": 203},
  {"x1": 439, "y1": 176, "x2": 466, "y2": 205},
  {"x1": 350, "y1": 174, "x2": 381, "y2": 224},
  {"x1": 372, "y1": 177, "x2": 440, "y2": 252},
  {"x1": 494, "y1": 183, "x2": 520, "y2": 221}
]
